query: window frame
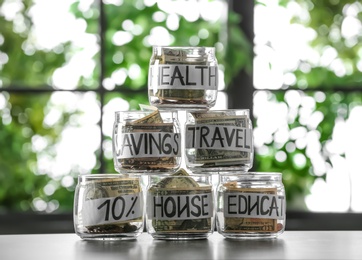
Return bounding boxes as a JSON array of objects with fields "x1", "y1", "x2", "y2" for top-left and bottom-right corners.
[{"x1": 2, "y1": 0, "x2": 362, "y2": 232}]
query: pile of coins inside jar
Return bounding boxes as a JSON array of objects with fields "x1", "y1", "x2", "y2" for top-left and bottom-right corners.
[{"x1": 73, "y1": 46, "x2": 286, "y2": 240}]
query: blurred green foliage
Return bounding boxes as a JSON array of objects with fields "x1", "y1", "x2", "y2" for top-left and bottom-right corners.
[
  {"x1": 254, "y1": 0, "x2": 362, "y2": 209},
  {"x1": 0, "y1": 0, "x2": 251, "y2": 212},
  {"x1": 1, "y1": 0, "x2": 361, "y2": 213},
  {"x1": 292, "y1": 0, "x2": 362, "y2": 88},
  {"x1": 0, "y1": 93, "x2": 78, "y2": 212},
  {"x1": 0, "y1": 0, "x2": 67, "y2": 87}
]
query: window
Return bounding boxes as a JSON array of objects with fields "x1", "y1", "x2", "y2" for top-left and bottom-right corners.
[
  {"x1": 2, "y1": 0, "x2": 360, "y2": 215},
  {"x1": 0, "y1": 0, "x2": 250, "y2": 212},
  {"x1": 253, "y1": 0, "x2": 362, "y2": 212}
]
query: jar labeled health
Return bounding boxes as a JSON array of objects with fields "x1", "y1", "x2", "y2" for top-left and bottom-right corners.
[
  {"x1": 74, "y1": 174, "x2": 144, "y2": 240},
  {"x1": 113, "y1": 109, "x2": 181, "y2": 173},
  {"x1": 146, "y1": 169, "x2": 214, "y2": 240},
  {"x1": 216, "y1": 172, "x2": 286, "y2": 239},
  {"x1": 148, "y1": 46, "x2": 218, "y2": 110},
  {"x1": 185, "y1": 109, "x2": 253, "y2": 172}
]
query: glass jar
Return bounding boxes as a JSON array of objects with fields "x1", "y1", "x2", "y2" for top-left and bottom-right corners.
[
  {"x1": 73, "y1": 174, "x2": 144, "y2": 240},
  {"x1": 113, "y1": 110, "x2": 181, "y2": 174},
  {"x1": 146, "y1": 169, "x2": 214, "y2": 240},
  {"x1": 216, "y1": 172, "x2": 286, "y2": 239},
  {"x1": 148, "y1": 46, "x2": 218, "y2": 110},
  {"x1": 185, "y1": 109, "x2": 253, "y2": 172}
]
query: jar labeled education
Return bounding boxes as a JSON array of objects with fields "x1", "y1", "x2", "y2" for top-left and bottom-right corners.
[
  {"x1": 216, "y1": 172, "x2": 286, "y2": 239},
  {"x1": 185, "y1": 109, "x2": 253, "y2": 172},
  {"x1": 146, "y1": 169, "x2": 214, "y2": 240},
  {"x1": 74, "y1": 174, "x2": 144, "y2": 240},
  {"x1": 113, "y1": 109, "x2": 181, "y2": 173},
  {"x1": 148, "y1": 46, "x2": 218, "y2": 110}
]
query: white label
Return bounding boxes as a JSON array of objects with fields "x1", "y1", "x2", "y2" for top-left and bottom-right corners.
[
  {"x1": 148, "y1": 65, "x2": 218, "y2": 90},
  {"x1": 147, "y1": 193, "x2": 213, "y2": 220},
  {"x1": 82, "y1": 193, "x2": 143, "y2": 226},
  {"x1": 115, "y1": 132, "x2": 180, "y2": 158},
  {"x1": 224, "y1": 193, "x2": 285, "y2": 220},
  {"x1": 185, "y1": 124, "x2": 252, "y2": 152}
]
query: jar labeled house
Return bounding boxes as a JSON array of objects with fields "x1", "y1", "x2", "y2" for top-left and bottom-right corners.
[
  {"x1": 146, "y1": 169, "x2": 214, "y2": 240},
  {"x1": 185, "y1": 109, "x2": 253, "y2": 172},
  {"x1": 148, "y1": 46, "x2": 218, "y2": 110},
  {"x1": 113, "y1": 109, "x2": 181, "y2": 173},
  {"x1": 74, "y1": 174, "x2": 144, "y2": 240},
  {"x1": 216, "y1": 172, "x2": 286, "y2": 239}
]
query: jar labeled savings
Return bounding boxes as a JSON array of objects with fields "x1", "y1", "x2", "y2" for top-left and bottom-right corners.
[
  {"x1": 73, "y1": 174, "x2": 144, "y2": 240},
  {"x1": 185, "y1": 109, "x2": 253, "y2": 172},
  {"x1": 113, "y1": 109, "x2": 181, "y2": 173},
  {"x1": 146, "y1": 169, "x2": 214, "y2": 240},
  {"x1": 148, "y1": 46, "x2": 218, "y2": 110},
  {"x1": 216, "y1": 172, "x2": 286, "y2": 239}
]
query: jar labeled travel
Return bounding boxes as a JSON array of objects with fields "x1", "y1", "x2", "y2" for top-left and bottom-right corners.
[
  {"x1": 113, "y1": 109, "x2": 181, "y2": 173},
  {"x1": 74, "y1": 174, "x2": 144, "y2": 240},
  {"x1": 146, "y1": 169, "x2": 214, "y2": 240},
  {"x1": 148, "y1": 46, "x2": 218, "y2": 110},
  {"x1": 216, "y1": 172, "x2": 286, "y2": 239},
  {"x1": 185, "y1": 109, "x2": 253, "y2": 172}
]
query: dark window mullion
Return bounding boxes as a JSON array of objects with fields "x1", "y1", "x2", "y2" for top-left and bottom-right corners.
[
  {"x1": 228, "y1": 0, "x2": 254, "y2": 114},
  {"x1": 98, "y1": 0, "x2": 106, "y2": 173}
]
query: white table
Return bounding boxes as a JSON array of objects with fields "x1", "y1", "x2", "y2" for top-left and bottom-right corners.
[{"x1": 1, "y1": 231, "x2": 362, "y2": 260}]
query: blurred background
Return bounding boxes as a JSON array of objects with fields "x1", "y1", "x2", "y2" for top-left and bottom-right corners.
[{"x1": 0, "y1": 0, "x2": 362, "y2": 233}]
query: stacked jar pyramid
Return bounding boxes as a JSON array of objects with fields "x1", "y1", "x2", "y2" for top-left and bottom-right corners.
[{"x1": 74, "y1": 46, "x2": 286, "y2": 241}]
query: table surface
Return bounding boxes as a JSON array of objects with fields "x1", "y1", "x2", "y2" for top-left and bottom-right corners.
[{"x1": 1, "y1": 231, "x2": 362, "y2": 260}]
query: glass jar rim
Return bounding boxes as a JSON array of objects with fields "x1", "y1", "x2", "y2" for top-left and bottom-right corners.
[
  {"x1": 115, "y1": 110, "x2": 153, "y2": 116},
  {"x1": 152, "y1": 46, "x2": 215, "y2": 56},
  {"x1": 114, "y1": 110, "x2": 178, "y2": 120},
  {"x1": 219, "y1": 172, "x2": 282, "y2": 181},
  {"x1": 153, "y1": 45, "x2": 215, "y2": 51},
  {"x1": 186, "y1": 109, "x2": 250, "y2": 113},
  {"x1": 148, "y1": 173, "x2": 212, "y2": 178},
  {"x1": 77, "y1": 173, "x2": 139, "y2": 182},
  {"x1": 114, "y1": 110, "x2": 178, "y2": 114}
]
